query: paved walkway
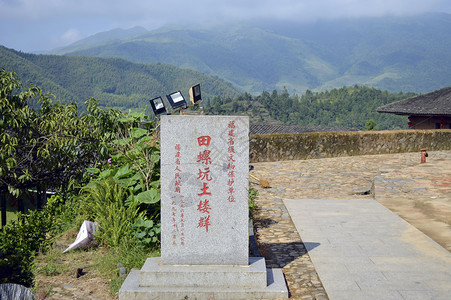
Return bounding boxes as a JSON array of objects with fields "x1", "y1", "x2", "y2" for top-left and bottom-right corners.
[
  {"x1": 285, "y1": 199, "x2": 451, "y2": 300},
  {"x1": 251, "y1": 150, "x2": 451, "y2": 300}
]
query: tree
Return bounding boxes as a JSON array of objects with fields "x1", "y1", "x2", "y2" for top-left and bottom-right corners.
[
  {"x1": 0, "y1": 71, "x2": 161, "y2": 287},
  {"x1": 364, "y1": 119, "x2": 377, "y2": 131},
  {"x1": 0, "y1": 70, "x2": 121, "y2": 196}
]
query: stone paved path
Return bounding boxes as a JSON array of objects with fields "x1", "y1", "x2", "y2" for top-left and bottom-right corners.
[
  {"x1": 285, "y1": 199, "x2": 451, "y2": 300},
  {"x1": 251, "y1": 150, "x2": 451, "y2": 299}
]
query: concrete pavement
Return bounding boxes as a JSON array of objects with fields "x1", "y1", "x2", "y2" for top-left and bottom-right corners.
[{"x1": 284, "y1": 199, "x2": 451, "y2": 300}]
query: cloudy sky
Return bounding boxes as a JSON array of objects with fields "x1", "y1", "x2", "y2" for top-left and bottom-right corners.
[{"x1": 1, "y1": 0, "x2": 451, "y2": 52}]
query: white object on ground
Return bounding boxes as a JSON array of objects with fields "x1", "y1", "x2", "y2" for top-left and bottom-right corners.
[{"x1": 63, "y1": 220, "x2": 97, "y2": 253}]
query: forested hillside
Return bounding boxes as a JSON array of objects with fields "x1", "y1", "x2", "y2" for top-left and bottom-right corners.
[
  {"x1": 0, "y1": 46, "x2": 240, "y2": 111},
  {"x1": 54, "y1": 13, "x2": 451, "y2": 94},
  {"x1": 204, "y1": 86, "x2": 415, "y2": 130},
  {"x1": 1, "y1": 44, "x2": 415, "y2": 130}
]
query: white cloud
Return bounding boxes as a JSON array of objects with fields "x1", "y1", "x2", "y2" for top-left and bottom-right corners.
[
  {"x1": 60, "y1": 28, "x2": 83, "y2": 45},
  {"x1": 49, "y1": 28, "x2": 83, "y2": 48},
  {"x1": 1, "y1": 0, "x2": 451, "y2": 51},
  {"x1": 2, "y1": 0, "x2": 451, "y2": 22}
]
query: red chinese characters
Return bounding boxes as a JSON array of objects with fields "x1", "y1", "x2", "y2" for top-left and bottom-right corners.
[
  {"x1": 197, "y1": 150, "x2": 212, "y2": 165},
  {"x1": 197, "y1": 215, "x2": 211, "y2": 232},
  {"x1": 197, "y1": 136, "x2": 211, "y2": 147},
  {"x1": 198, "y1": 182, "x2": 212, "y2": 196},
  {"x1": 172, "y1": 143, "x2": 185, "y2": 246},
  {"x1": 196, "y1": 136, "x2": 213, "y2": 232},
  {"x1": 198, "y1": 167, "x2": 212, "y2": 181},
  {"x1": 227, "y1": 121, "x2": 236, "y2": 202},
  {"x1": 197, "y1": 199, "x2": 211, "y2": 214}
]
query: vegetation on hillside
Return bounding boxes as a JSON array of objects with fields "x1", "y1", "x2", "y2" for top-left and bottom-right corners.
[
  {"x1": 204, "y1": 86, "x2": 415, "y2": 130},
  {"x1": 53, "y1": 13, "x2": 451, "y2": 94},
  {"x1": 2, "y1": 43, "x2": 417, "y2": 130},
  {"x1": 0, "y1": 46, "x2": 240, "y2": 111}
]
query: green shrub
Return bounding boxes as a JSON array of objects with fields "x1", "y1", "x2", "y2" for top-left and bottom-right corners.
[
  {"x1": 0, "y1": 192, "x2": 82, "y2": 286},
  {"x1": 132, "y1": 217, "x2": 161, "y2": 249},
  {"x1": 80, "y1": 178, "x2": 143, "y2": 248},
  {"x1": 43, "y1": 194, "x2": 83, "y2": 237},
  {"x1": 249, "y1": 186, "x2": 258, "y2": 211},
  {"x1": 0, "y1": 210, "x2": 50, "y2": 286},
  {"x1": 0, "y1": 72, "x2": 161, "y2": 289},
  {"x1": 83, "y1": 112, "x2": 161, "y2": 249}
]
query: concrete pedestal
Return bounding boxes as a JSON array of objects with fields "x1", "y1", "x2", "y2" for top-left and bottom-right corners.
[{"x1": 119, "y1": 257, "x2": 288, "y2": 300}]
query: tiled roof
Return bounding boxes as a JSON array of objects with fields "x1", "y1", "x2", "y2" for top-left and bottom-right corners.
[
  {"x1": 377, "y1": 86, "x2": 451, "y2": 116},
  {"x1": 249, "y1": 123, "x2": 356, "y2": 135}
]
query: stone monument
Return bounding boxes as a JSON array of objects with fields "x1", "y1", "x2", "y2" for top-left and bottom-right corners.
[{"x1": 119, "y1": 115, "x2": 288, "y2": 299}]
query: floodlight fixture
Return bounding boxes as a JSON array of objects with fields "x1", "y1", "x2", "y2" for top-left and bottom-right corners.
[
  {"x1": 189, "y1": 84, "x2": 202, "y2": 105},
  {"x1": 149, "y1": 96, "x2": 167, "y2": 116},
  {"x1": 166, "y1": 91, "x2": 187, "y2": 109}
]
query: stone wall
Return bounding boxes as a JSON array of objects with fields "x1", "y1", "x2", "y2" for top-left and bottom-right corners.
[{"x1": 249, "y1": 129, "x2": 451, "y2": 162}]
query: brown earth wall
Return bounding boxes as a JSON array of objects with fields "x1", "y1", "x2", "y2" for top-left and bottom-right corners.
[{"x1": 249, "y1": 129, "x2": 451, "y2": 162}]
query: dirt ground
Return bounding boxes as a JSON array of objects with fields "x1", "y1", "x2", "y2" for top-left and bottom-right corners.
[
  {"x1": 35, "y1": 230, "x2": 117, "y2": 300},
  {"x1": 36, "y1": 263, "x2": 114, "y2": 300}
]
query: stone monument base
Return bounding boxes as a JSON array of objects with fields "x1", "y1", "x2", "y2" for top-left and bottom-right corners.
[{"x1": 119, "y1": 257, "x2": 288, "y2": 300}]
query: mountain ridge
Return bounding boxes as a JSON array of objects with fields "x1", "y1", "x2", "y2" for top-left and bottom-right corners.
[
  {"x1": 0, "y1": 45, "x2": 240, "y2": 111},
  {"x1": 1, "y1": 45, "x2": 417, "y2": 130},
  {"x1": 52, "y1": 13, "x2": 451, "y2": 94}
]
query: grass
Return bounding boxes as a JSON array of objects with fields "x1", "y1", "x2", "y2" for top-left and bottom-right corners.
[
  {"x1": 95, "y1": 244, "x2": 159, "y2": 294},
  {"x1": 249, "y1": 186, "x2": 258, "y2": 212},
  {"x1": 36, "y1": 248, "x2": 70, "y2": 277},
  {"x1": 0, "y1": 211, "x2": 18, "y2": 226},
  {"x1": 34, "y1": 227, "x2": 160, "y2": 298},
  {"x1": 35, "y1": 228, "x2": 86, "y2": 277}
]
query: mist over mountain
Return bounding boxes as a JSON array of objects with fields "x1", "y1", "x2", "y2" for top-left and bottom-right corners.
[{"x1": 53, "y1": 13, "x2": 451, "y2": 94}]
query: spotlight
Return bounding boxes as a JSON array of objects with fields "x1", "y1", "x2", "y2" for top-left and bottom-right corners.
[
  {"x1": 149, "y1": 96, "x2": 167, "y2": 116},
  {"x1": 166, "y1": 91, "x2": 187, "y2": 109},
  {"x1": 189, "y1": 84, "x2": 202, "y2": 105}
]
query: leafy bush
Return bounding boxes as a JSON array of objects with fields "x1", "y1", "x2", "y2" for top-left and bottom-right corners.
[
  {"x1": 1, "y1": 70, "x2": 122, "y2": 197},
  {"x1": 43, "y1": 194, "x2": 83, "y2": 237},
  {"x1": 0, "y1": 210, "x2": 50, "y2": 286},
  {"x1": 132, "y1": 217, "x2": 161, "y2": 249},
  {"x1": 0, "y1": 192, "x2": 84, "y2": 286},
  {"x1": 0, "y1": 71, "x2": 162, "y2": 289},
  {"x1": 83, "y1": 111, "x2": 161, "y2": 248},
  {"x1": 80, "y1": 178, "x2": 143, "y2": 248}
]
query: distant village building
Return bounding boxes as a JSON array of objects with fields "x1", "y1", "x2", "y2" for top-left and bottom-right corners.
[{"x1": 377, "y1": 87, "x2": 451, "y2": 129}]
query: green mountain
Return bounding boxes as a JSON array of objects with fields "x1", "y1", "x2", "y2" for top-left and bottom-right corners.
[
  {"x1": 0, "y1": 45, "x2": 413, "y2": 130},
  {"x1": 53, "y1": 13, "x2": 451, "y2": 94},
  {"x1": 0, "y1": 46, "x2": 240, "y2": 111},
  {"x1": 202, "y1": 86, "x2": 414, "y2": 130}
]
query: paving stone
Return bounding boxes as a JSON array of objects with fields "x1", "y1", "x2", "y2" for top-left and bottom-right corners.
[{"x1": 252, "y1": 150, "x2": 451, "y2": 299}]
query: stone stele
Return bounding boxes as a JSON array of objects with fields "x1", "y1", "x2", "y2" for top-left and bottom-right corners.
[{"x1": 119, "y1": 115, "x2": 288, "y2": 300}]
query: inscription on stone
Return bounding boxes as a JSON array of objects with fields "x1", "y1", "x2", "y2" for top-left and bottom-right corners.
[{"x1": 161, "y1": 115, "x2": 249, "y2": 265}]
